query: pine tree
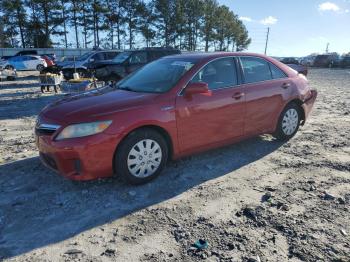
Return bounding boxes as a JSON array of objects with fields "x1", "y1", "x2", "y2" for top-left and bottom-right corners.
[
  {"x1": 121, "y1": 0, "x2": 144, "y2": 49},
  {"x1": 0, "y1": 0, "x2": 251, "y2": 51},
  {"x1": 202, "y1": 0, "x2": 218, "y2": 51},
  {"x1": 60, "y1": 0, "x2": 68, "y2": 48},
  {"x1": 25, "y1": 0, "x2": 64, "y2": 47},
  {"x1": 152, "y1": 0, "x2": 177, "y2": 47},
  {"x1": 70, "y1": 0, "x2": 81, "y2": 48},
  {"x1": 105, "y1": 0, "x2": 125, "y2": 49},
  {"x1": 139, "y1": 2, "x2": 156, "y2": 47},
  {"x1": 183, "y1": 0, "x2": 203, "y2": 51},
  {"x1": 1, "y1": 0, "x2": 27, "y2": 48}
]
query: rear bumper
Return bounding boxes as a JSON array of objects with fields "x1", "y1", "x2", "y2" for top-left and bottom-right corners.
[{"x1": 302, "y1": 89, "x2": 317, "y2": 122}]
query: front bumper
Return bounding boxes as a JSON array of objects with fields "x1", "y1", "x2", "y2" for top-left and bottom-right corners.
[
  {"x1": 36, "y1": 132, "x2": 121, "y2": 181},
  {"x1": 302, "y1": 89, "x2": 318, "y2": 122}
]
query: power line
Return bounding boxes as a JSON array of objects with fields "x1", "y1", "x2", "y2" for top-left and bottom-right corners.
[{"x1": 264, "y1": 27, "x2": 270, "y2": 55}]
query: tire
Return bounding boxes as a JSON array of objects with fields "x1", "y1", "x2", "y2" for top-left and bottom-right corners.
[
  {"x1": 273, "y1": 103, "x2": 301, "y2": 141},
  {"x1": 37, "y1": 64, "x2": 44, "y2": 72},
  {"x1": 115, "y1": 128, "x2": 168, "y2": 185},
  {"x1": 6, "y1": 76, "x2": 15, "y2": 81}
]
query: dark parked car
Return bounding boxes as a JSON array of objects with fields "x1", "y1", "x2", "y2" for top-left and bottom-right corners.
[
  {"x1": 59, "y1": 50, "x2": 121, "y2": 80},
  {"x1": 91, "y1": 48, "x2": 181, "y2": 82},
  {"x1": 280, "y1": 57, "x2": 307, "y2": 76},
  {"x1": 340, "y1": 56, "x2": 350, "y2": 68},
  {"x1": 280, "y1": 57, "x2": 299, "y2": 65},
  {"x1": 286, "y1": 64, "x2": 308, "y2": 76},
  {"x1": 313, "y1": 54, "x2": 340, "y2": 67}
]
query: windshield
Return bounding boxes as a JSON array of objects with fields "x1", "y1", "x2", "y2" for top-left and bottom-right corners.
[
  {"x1": 76, "y1": 52, "x2": 93, "y2": 61},
  {"x1": 117, "y1": 58, "x2": 197, "y2": 93},
  {"x1": 113, "y1": 52, "x2": 132, "y2": 63}
]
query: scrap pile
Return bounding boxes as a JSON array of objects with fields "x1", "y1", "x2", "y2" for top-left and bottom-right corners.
[{"x1": 0, "y1": 68, "x2": 16, "y2": 81}]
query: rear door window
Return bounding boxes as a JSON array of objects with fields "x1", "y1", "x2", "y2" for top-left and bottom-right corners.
[
  {"x1": 91, "y1": 53, "x2": 104, "y2": 61},
  {"x1": 149, "y1": 51, "x2": 164, "y2": 61},
  {"x1": 129, "y1": 52, "x2": 148, "y2": 64},
  {"x1": 240, "y1": 57, "x2": 272, "y2": 83},
  {"x1": 269, "y1": 63, "x2": 287, "y2": 79}
]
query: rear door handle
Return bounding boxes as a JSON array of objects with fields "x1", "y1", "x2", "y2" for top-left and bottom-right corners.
[
  {"x1": 232, "y1": 92, "x2": 244, "y2": 100},
  {"x1": 281, "y1": 83, "x2": 291, "y2": 89}
]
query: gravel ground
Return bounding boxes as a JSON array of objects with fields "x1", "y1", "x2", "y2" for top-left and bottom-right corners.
[{"x1": 0, "y1": 69, "x2": 349, "y2": 262}]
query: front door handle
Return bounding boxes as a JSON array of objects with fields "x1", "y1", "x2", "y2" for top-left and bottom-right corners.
[
  {"x1": 232, "y1": 92, "x2": 244, "y2": 100},
  {"x1": 281, "y1": 83, "x2": 291, "y2": 89}
]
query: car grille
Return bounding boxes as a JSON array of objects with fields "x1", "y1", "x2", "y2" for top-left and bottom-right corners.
[{"x1": 35, "y1": 123, "x2": 61, "y2": 136}]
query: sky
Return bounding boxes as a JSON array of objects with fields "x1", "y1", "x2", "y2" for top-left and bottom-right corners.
[{"x1": 219, "y1": 0, "x2": 350, "y2": 56}]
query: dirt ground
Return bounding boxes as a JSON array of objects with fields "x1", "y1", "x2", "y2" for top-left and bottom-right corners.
[{"x1": 0, "y1": 69, "x2": 349, "y2": 262}]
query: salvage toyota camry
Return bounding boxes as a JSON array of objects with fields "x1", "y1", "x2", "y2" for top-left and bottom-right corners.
[{"x1": 35, "y1": 52, "x2": 317, "y2": 184}]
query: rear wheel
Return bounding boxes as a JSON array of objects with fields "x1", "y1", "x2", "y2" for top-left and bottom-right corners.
[
  {"x1": 114, "y1": 128, "x2": 168, "y2": 185},
  {"x1": 274, "y1": 103, "x2": 301, "y2": 141},
  {"x1": 5, "y1": 65, "x2": 14, "y2": 70}
]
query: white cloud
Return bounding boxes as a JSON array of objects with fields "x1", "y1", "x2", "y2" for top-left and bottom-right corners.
[
  {"x1": 318, "y1": 2, "x2": 340, "y2": 11},
  {"x1": 260, "y1": 16, "x2": 278, "y2": 25},
  {"x1": 239, "y1": 16, "x2": 253, "y2": 22},
  {"x1": 345, "y1": 9, "x2": 349, "y2": 13}
]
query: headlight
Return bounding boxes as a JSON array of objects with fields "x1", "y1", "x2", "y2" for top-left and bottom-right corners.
[{"x1": 56, "y1": 120, "x2": 112, "y2": 140}]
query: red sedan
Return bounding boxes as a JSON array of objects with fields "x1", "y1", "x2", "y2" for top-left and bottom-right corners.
[{"x1": 35, "y1": 52, "x2": 317, "y2": 184}]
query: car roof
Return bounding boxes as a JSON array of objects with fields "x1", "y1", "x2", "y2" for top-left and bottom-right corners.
[
  {"x1": 95, "y1": 50, "x2": 121, "y2": 53},
  {"x1": 124, "y1": 48, "x2": 180, "y2": 53},
  {"x1": 164, "y1": 52, "x2": 298, "y2": 77},
  {"x1": 165, "y1": 52, "x2": 269, "y2": 59}
]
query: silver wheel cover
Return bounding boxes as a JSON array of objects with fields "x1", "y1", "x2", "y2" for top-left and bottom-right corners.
[
  {"x1": 282, "y1": 108, "x2": 299, "y2": 135},
  {"x1": 127, "y1": 139, "x2": 162, "y2": 178}
]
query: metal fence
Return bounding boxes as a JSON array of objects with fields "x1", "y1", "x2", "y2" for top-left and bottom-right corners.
[{"x1": 0, "y1": 48, "x2": 120, "y2": 58}]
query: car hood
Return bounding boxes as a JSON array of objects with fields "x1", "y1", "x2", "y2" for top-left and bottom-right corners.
[
  {"x1": 57, "y1": 61, "x2": 80, "y2": 68},
  {"x1": 41, "y1": 86, "x2": 157, "y2": 124},
  {"x1": 62, "y1": 61, "x2": 85, "y2": 69}
]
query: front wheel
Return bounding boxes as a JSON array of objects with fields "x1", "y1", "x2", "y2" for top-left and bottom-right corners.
[
  {"x1": 274, "y1": 103, "x2": 301, "y2": 141},
  {"x1": 114, "y1": 128, "x2": 168, "y2": 184},
  {"x1": 5, "y1": 65, "x2": 14, "y2": 70},
  {"x1": 37, "y1": 64, "x2": 44, "y2": 71}
]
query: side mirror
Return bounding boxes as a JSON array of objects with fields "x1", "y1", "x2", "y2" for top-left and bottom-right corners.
[
  {"x1": 185, "y1": 82, "x2": 210, "y2": 96},
  {"x1": 89, "y1": 58, "x2": 95, "y2": 62}
]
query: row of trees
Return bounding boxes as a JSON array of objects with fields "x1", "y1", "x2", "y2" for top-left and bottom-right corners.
[{"x1": 0, "y1": 0, "x2": 251, "y2": 52}]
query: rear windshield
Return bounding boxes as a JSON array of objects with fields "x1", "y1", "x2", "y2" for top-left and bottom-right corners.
[
  {"x1": 113, "y1": 52, "x2": 132, "y2": 63},
  {"x1": 76, "y1": 52, "x2": 93, "y2": 61}
]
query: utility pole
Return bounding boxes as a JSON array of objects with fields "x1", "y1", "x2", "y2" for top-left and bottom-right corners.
[
  {"x1": 264, "y1": 27, "x2": 270, "y2": 55},
  {"x1": 325, "y1": 43, "x2": 329, "y2": 53}
]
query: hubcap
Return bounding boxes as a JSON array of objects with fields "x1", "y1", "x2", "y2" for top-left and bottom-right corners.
[
  {"x1": 282, "y1": 108, "x2": 299, "y2": 135},
  {"x1": 127, "y1": 139, "x2": 162, "y2": 178}
]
